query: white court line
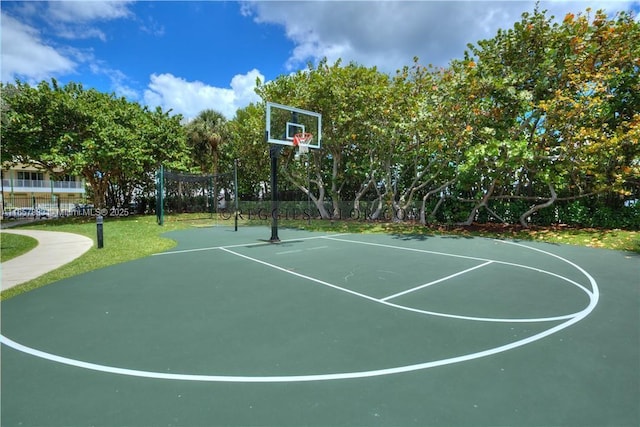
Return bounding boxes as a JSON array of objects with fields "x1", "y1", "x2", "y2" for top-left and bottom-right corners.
[
  {"x1": 381, "y1": 261, "x2": 494, "y2": 302},
  {"x1": 495, "y1": 239, "x2": 599, "y2": 296},
  {"x1": 278, "y1": 246, "x2": 328, "y2": 255},
  {"x1": 219, "y1": 247, "x2": 587, "y2": 323},
  {"x1": 219, "y1": 247, "x2": 382, "y2": 304},
  {"x1": 0, "y1": 314, "x2": 590, "y2": 383},
  {"x1": 276, "y1": 250, "x2": 303, "y2": 255},
  {"x1": 0, "y1": 239, "x2": 600, "y2": 383},
  {"x1": 324, "y1": 236, "x2": 594, "y2": 297},
  {"x1": 324, "y1": 236, "x2": 492, "y2": 262},
  {"x1": 153, "y1": 233, "x2": 350, "y2": 256}
]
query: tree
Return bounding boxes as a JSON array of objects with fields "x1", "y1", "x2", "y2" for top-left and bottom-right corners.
[
  {"x1": 185, "y1": 109, "x2": 229, "y2": 175},
  {"x1": 223, "y1": 6, "x2": 639, "y2": 228},
  {"x1": 459, "y1": 7, "x2": 639, "y2": 226},
  {"x1": 256, "y1": 59, "x2": 396, "y2": 219},
  {"x1": 1, "y1": 79, "x2": 189, "y2": 207},
  {"x1": 392, "y1": 59, "x2": 465, "y2": 224},
  {"x1": 226, "y1": 103, "x2": 270, "y2": 199}
]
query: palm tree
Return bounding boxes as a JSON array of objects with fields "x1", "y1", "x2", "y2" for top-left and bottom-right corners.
[{"x1": 185, "y1": 109, "x2": 228, "y2": 175}]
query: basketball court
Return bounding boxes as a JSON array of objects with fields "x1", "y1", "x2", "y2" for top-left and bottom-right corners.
[{"x1": 1, "y1": 225, "x2": 638, "y2": 426}]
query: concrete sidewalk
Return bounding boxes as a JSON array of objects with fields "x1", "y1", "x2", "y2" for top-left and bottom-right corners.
[{"x1": 1, "y1": 230, "x2": 94, "y2": 291}]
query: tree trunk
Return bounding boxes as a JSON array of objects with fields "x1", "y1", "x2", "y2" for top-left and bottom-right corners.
[
  {"x1": 368, "y1": 171, "x2": 388, "y2": 220},
  {"x1": 353, "y1": 173, "x2": 375, "y2": 219},
  {"x1": 430, "y1": 194, "x2": 447, "y2": 223},
  {"x1": 458, "y1": 179, "x2": 497, "y2": 226},
  {"x1": 330, "y1": 152, "x2": 342, "y2": 218},
  {"x1": 85, "y1": 171, "x2": 109, "y2": 209},
  {"x1": 519, "y1": 183, "x2": 557, "y2": 228},
  {"x1": 281, "y1": 161, "x2": 331, "y2": 219},
  {"x1": 420, "y1": 179, "x2": 455, "y2": 225},
  {"x1": 369, "y1": 197, "x2": 385, "y2": 220}
]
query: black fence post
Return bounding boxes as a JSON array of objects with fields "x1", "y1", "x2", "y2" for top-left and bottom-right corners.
[{"x1": 96, "y1": 215, "x2": 104, "y2": 249}]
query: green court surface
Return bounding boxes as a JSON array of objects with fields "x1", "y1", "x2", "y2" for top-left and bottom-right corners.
[{"x1": 1, "y1": 226, "x2": 638, "y2": 426}]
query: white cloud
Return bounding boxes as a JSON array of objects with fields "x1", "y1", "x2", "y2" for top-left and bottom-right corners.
[
  {"x1": 54, "y1": 25, "x2": 108, "y2": 42},
  {"x1": 243, "y1": 0, "x2": 639, "y2": 72},
  {"x1": 143, "y1": 69, "x2": 265, "y2": 120},
  {"x1": 0, "y1": 12, "x2": 76, "y2": 82},
  {"x1": 45, "y1": 0, "x2": 135, "y2": 41},
  {"x1": 139, "y1": 15, "x2": 165, "y2": 37},
  {"x1": 47, "y1": 1, "x2": 134, "y2": 23},
  {"x1": 1, "y1": 2, "x2": 139, "y2": 94},
  {"x1": 89, "y1": 63, "x2": 139, "y2": 99}
]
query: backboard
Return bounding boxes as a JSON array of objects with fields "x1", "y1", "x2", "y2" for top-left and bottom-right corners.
[{"x1": 265, "y1": 102, "x2": 322, "y2": 149}]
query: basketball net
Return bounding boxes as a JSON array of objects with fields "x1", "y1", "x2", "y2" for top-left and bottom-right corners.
[{"x1": 293, "y1": 132, "x2": 313, "y2": 156}]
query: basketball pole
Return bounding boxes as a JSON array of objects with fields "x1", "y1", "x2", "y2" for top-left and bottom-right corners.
[
  {"x1": 267, "y1": 108, "x2": 304, "y2": 243},
  {"x1": 269, "y1": 141, "x2": 282, "y2": 242},
  {"x1": 307, "y1": 155, "x2": 311, "y2": 225}
]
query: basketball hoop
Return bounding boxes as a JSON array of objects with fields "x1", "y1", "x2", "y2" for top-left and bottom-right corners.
[{"x1": 293, "y1": 132, "x2": 313, "y2": 156}]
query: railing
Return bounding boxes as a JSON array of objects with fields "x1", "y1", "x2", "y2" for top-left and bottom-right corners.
[
  {"x1": 2, "y1": 179, "x2": 84, "y2": 190},
  {"x1": 1, "y1": 195, "x2": 90, "y2": 219},
  {"x1": 52, "y1": 181, "x2": 84, "y2": 189}
]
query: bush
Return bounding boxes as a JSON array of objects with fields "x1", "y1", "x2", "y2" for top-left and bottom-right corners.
[{"x1": 557, "y1": 199, "x2": 640, "y2": 229}]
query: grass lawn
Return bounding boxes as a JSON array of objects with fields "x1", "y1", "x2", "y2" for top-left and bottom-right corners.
[
  {"x1": 1, "y1": 214, "x2": 637, "y2": 300},
  {"x1": 0, "y1": 214, "x2": 202, "y2": 300},
  {"x1": 0, "y1": 232, "x2": 39, "y2": 263}
]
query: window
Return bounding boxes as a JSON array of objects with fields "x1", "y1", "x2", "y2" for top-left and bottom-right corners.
[
  {"x1": 17, "y1": 171, "x2": 45, "y2": 187},
  {"x1": 17, "y1": 171, "x2": 44, "y2": 181}
]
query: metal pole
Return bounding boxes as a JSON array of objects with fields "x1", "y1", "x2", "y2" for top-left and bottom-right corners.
[
  {"x1": 209, "y1": 175, "x2": 214, "y2": 219},
  {"x1": 269, "y1": 144, "x2": 282, "y2": 242},
  {"x1": 1, "y1": 169, "x2": 4, "y2": 215},
  {"x1": 234, "y1": 159, "x2": 239, "y2": 232},
  {"x1": 268, "y1": 110, "x2": 298, "y2": 242},
  {"x1": 157, "y1": 165, "x2": 164, "y2": 226},
  {"x1": 307, "y1": 157, "x2": 311, "y2": 225}
]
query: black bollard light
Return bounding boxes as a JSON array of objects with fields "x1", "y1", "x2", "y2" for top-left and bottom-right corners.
[{"x1": 96, "y1": 215, "x2": 104, "y2": 249}]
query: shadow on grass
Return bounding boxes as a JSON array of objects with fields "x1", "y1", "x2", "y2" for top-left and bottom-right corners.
[{"x1": 277, "y1": 219, "x2": 639, "y2": 253}]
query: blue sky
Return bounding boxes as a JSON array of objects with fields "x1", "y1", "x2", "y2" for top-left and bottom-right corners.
[{"x1": 2, "y1": 1, "x2": 639, "y2": 120}]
